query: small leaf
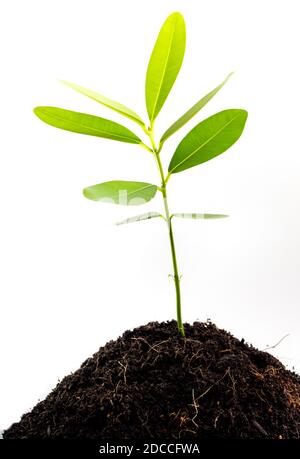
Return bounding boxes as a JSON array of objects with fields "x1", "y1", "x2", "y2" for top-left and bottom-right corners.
[
  {"x1": 172, "y1": 213, "x2": 229, "y2": 219},
  {"x1": 168, "y1": 109, "x2": 248, "y2": 174},
  {"x1": 116, "y1": 212, "x2": 162, "y2": 225},
  {"x1": 83, "y1": 181, "x2": 157, "y2": 206},
  {"x1": 160, "y1": 73, "x2": 233, "y2": 144},
  {"x1": 60, "y1": 80, "x2": 145, "y2": 128},
  {"x1": 34, "y1": 107, "x2": 142, "y2": 144},
  {"x1": 146, "y1": 12, "x2": 186, "y2": 122}
]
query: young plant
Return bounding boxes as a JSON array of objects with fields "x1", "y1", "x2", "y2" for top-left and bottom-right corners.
[{"x1": 34, "y1": 12, "x2": 248, "y2": 337}]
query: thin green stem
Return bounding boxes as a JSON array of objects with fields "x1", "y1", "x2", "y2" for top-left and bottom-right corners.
[
  {"x1": 147, "y1": 126, "x2": 185, "y2": 337},
  {"x1": 162, "y1": 188, "x2": 185, "y2": 337}
]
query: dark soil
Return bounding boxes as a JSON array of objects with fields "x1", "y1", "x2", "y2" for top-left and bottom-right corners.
[{"x1": 4, "y1": 321, "x2": 300, "y2": 439}]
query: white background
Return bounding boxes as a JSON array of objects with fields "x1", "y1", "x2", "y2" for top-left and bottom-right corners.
[{"x1": 1, "y1": 0, "x2": 300, "y2": 429}]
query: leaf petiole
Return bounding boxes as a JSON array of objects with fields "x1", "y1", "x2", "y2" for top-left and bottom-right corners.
[
  {"x1": 165, "y1": 172, "x2": 171, "y2": 184},
  {"x1": 140, "y1": 142, "x2": 153, "y2": 153}
]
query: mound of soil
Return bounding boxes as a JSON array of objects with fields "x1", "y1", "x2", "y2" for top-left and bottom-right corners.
[{"x1": 4, "y1": 321, "x2": 300, "y2": 439}]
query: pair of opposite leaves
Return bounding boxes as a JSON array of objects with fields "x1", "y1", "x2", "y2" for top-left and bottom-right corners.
[{"x1": 34, "y1": 12, "x2": 248, "y2": 223}]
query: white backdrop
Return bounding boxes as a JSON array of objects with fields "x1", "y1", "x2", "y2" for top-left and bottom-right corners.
[{"x1": 1, "y1": 0, "x2": 300, "y2": 429}]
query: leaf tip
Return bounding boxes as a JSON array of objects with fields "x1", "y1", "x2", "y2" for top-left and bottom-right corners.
[
  {"x1": 226, "y1": 71, "x2": 235, "y2": 82},
  {"x1": 58, "y1": 78, "x2": 68, "y2": 86},
  {"x1": 206, "y1": 214, "x2": 230, "y2": 219},
  {"x1": 33, "y1": 106, "x2": 44, "y2": 119},
  {"x1": 240, "y1": 109, "x2": 249, "y2": 122},
  {"x1": 169, "y1": 11, "x2": 185, "y2": 23},
  {"x1": 82, "y1": 187, "x2": 90, "y2": 200}
]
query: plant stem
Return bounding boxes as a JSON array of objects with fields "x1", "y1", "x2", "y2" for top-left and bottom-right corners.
[
  {"x1": 148, "y1": 127, "x2": 185, "y2": 337},
  {"x1": 162, "y1": 186, "x2": 185, "y2": 337}
]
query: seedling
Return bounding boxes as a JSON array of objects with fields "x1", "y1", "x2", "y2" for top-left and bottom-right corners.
[{"x1": 34, "y1": 12, "x2": 247, "y2": 337}]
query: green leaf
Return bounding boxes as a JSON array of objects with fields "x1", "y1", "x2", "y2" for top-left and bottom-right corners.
[
  {"x1": 168, "y1": 109, "x2": 248, "y2": 174},
  {"x1": 172, "y1": 213, "x2": 229, "y2": 219},
  {"x1": 60, "y1": 80, "x2": 145, "y2": 128},
  {"x1": 160, "y1": 73, "x2": 233, "y2": 144},
  {"x1": 83, "y1": 181, "x2": 157, "y2": 205},
  {"x1": 116, "y1": 212, "x2": 162, "y2": 225},
  {"x1": 33, "y1": 107, "x2": 142, "y2": 144},
  {"x1": 145, "y1": 12, "x2": 186, "y2": 122}
]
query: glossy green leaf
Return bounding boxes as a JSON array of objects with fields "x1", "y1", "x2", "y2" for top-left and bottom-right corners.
[
  {"x1": 116, "y1": 212, "x2": 162, "y2": 225},
  {"x1": 33, "y1": 107, "x2": 142, "y2": 144},
  {"x1": 160, "y1": 73, "x2": 233, "y2": 144},
  {"x1": 172, "y1": 213, "x2": 229, "y2": 220},
  {"x1": 83, "y1": 181, "x2": 157, "y2": 206},
  {"x1": 168, "y1": 109, "x2": 248, "y2": 174},
  {"x1": 60, "y1": 80, "x2": 145, "y2": 128},
  {"x1": 146, "y1": 12, "x2": 186, "y2": 122}
]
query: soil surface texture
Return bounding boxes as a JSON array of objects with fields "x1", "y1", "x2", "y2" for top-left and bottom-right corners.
[{"x1": 4, "y1": 321, "x2": 300, "y2": 439}]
